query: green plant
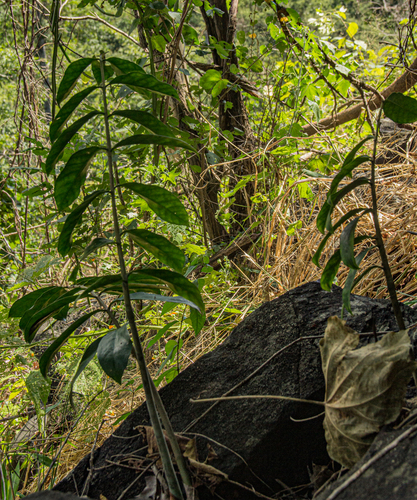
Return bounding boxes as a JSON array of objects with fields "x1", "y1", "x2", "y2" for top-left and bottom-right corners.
[{"x1": 9, "y1": 53, "x2": 205, "y2": 499}]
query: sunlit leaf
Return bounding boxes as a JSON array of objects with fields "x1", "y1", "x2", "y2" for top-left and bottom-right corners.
[
  {"x1": 57, "y1": 58, "x2": 95, "y2": 104},
  {"x1": 69, "y1": 337, "x2": 103, "y2": 404},
  {"x1": 55, "y1": 147, "x2": 104, "y2": 210},
  {"x1": 126, "y1": 229, "x2": 185, "y2": 272},
  {"x1": 320, "y1": 317, "x2": 416, "y2": 468},
  {"x1": 122, "y1": 182, "x2": 189, "y2": 225}
]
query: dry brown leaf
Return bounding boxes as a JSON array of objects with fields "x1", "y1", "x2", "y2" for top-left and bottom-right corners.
[{"x1": 320, "y1": 316, "x2": 417, "y2": 468}]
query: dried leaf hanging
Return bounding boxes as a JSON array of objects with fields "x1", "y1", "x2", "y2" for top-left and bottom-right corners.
[{"x1": 320, "y1": 316, "x2": 416, "y2": 468}]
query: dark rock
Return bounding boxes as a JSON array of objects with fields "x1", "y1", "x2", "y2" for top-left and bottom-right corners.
[
  {"x1": 54, "y1": 282, "x2": 417, "y2": 500},
  {"x1": 24, "y1": 493, "x2": 86, "y2": 500},
  {"x1": 316, "y1": 421, "x2": 417, "y2": 500}
]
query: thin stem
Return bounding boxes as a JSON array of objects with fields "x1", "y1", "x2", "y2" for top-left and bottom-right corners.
[
  {"x1": 370, "y1": 109, "x2": 405, "y2": 330},
  {"x1": 99, "y1": 53, "x2": 184, "y2": 500}
]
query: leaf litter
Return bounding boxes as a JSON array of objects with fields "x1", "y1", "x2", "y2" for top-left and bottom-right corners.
[{"x1": 320, "y1": 316, "x2": 417, "y2": 468}]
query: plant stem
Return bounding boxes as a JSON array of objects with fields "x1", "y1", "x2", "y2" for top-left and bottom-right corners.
[
  {"x1": 370, "y1": 111, "x2": 405, "y2": 330},
  {"x1": 99, "y1": 53, "x2": 184, "y2": 500}
]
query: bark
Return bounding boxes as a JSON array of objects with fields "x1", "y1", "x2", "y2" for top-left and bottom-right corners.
[{"x1": 302, "y1": 57, "x2": 417, "y2": 136}]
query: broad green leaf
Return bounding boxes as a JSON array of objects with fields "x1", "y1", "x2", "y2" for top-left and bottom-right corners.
[
  {"x1": 58, "y1": 190, "x2": 106, "y2": 256},
  {"x1": 340, "y1": 218, "x2": 360, "y2": 269},
  {"x1": 121, "y1": 292, "x2": 199, "y2": 310},
  {"x1": 77, "y1": 274, "x2": 161, "y2": 296},
  {"x1": 343, "y1": 136, "x2": 373, "y2": 167},
  {"x1": 57, "y1": 58, "x2": 95, "y2": 105},
  {"x1": 18, "y1": 288, "x2": 70, "y2": 330},
  {"x1": 321, "y1": 249, "x2": 341, "y2": 291},
  {"x1": 151, "y1": 34, "x2": 167, "y2": 52},
  {"x1": 9, "y1": 286, "x2": 59, "y2": 317},
  {"x1": 107, "y1": 57, "x2": 146, "y2": 75},
  {"x1": 190, "y1": 307, "x2": 205, "y2": 335},
  {"x1": 21, "y1": 289, "x2": 82, "y2": 342},
  {"x1": 317, "y1": 177, "x2": 370, "y2": 234},
  {"x1": 212, "y1": 79, "x2": 228, "y2": 98},
  {"x1": 122, "y1": 182, "x2": 189, "y2": 225},
  {"x1": 312, "y1": 208, "x2": 370, "y2": 267},
  {"x1": 383, "y1": 92, "x2": 417, "y2": 123},
  {"x1": 200, "y1": 69, "x2": 222, "y2": 92},
  {"x1": 346, "y1": 22, "x2": 358, "y2": 38},
  {"x1": 55, "y1": 147, "x2": 104, "y2": 210},
  {"x1": 109, "y1": 72, "x2": 179, "y2": 99},
  {"x1": 45, "y1": 111, "x2": 102, "y2": 175},
  {"x1": 320, "y1": 317, "x2": 416, "y2": 468},
  {"x1": 97, "y1": 325, "x2": 132, "y2": 384},
  {"x1": 39, "y1": 310, "x2": 100, "y2": 376},
  {"x1": 130, "y1": 269, "x2": 204, "y2": 314},
  {"x1": 126, "y1": 229, "x2": 185, "y2": 272},
  {"x1": 91, "y1": 60, "x2": 114, "y2": 84},
  {"x1": 50, "y1": 86, "x2": 98, "y2": 142},
  {"x1": 80, "y1": 237, "x2": 115, "y2": 260},
  {"x1": 342, "y1": 249, "x2": 374, "y2": 313},
  {"x1": 69, "y1": 337, "x2": 103, "y2": 403},
  {"x1": 110, "y1": 110, "x2": 175, "y2": 137},
  {"x1": 112, "y1": 134, "x2": 196, "y2": 153}
]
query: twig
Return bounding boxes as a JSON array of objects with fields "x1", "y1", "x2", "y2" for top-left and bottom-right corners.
[{"x1": 82, "y1": 419, "x2": 105, "y2": 496}]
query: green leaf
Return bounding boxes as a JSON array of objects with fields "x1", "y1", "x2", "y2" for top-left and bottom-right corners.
[
  {"x1": 107, "y1": 57, "x2": 146, "y2": 75},
  {"x1": 212, "y1": 79, "x2": 228, "y2": 98},
  {"x1": 126, "y1": 229, "x2": 185, "y2": 272},
  {"x1": 130, "y1": 269, "x2": 204, "y2": 314},
  {"x1": 58, "y1": 190, "x2": 106, "y2": 256},
  {"x1": 122, "y1": 292, "x2": 199, "y2": 310},
  {"x1": 21, "y1": 289, "x2": 82, "y2": 342},
  {"x1": 346, "y1": 22, "x2": 358, "y2": 38},
  {"x1": 343, "y1": 136, "x2": 373, "y2": 167},
  {"x1": 327, "y1": 156, "x2": 370, "y2": 200},
  {"x1": 110, "y1": 110, "x2": 175, "y2": 137},
  {"x1": 383, "y1": 93, "x2": 417, "y2": 124},
  {"x1": 313, "y1": 208, "x2": 370, "y2": 267},
  {"x1": 57, "y1": 58, "x2": 96, "y2": 105},
  {"x1": 17, "y1": 287, "x2": 70, "y2": 328},
  {"x1": 91, "y1": 60, "x2": 114, "y2": 84},
  {"x1": 55, "y1": 147, "x2": 104, "y2": 210},
  {"x1": 317, "y1": 177, "x2": 370, "y2": 234},
  {"x1": 50, "y1": 86, "x2": 98, "y2": 142},
  {"x1": 122, "y1": 182, "x2": 189, "y2": 225},
  {"x1": 190, "y1": 307, "x2": 205, "y2": 335},
  {"x1": 112, "y1": 134, "x2": 196, "y2": 153},
  {"x1": 200, "y1": 69, "x2": 222, "y2": 92},
  {"x1": 39, "y1": 310, "x2": 100, "y2": 376},
  {"x1": 97, "y1": 325, "x2": 132, "y2": 384},
  {"x1": 80, "y1": 237, "x2": 115, "y2": 260},
  {"x1": 9, "y1": 286, "x2": 59, "y2": 318},
  {"x1": 45, "y1": 111, "x2": 102, "y2": 175},
  {"x1": 321, "y1": 249, "x2": 342, "y2": 291},
  {"x1": 151, "y1": 34, "x2": 167, "y2": 52},
  {"x1": 77, "y1": 274, "x2": 160, "y2": 296},
  {"x1": 147, "y1": 321, "x2": 177, "y2": 349},
  {"x1": 69, "y1": 337, "x2": 103, "y2": 404},
  {"x1": 342, "y1": 249, "x2": 375, "y2": 313},
  {"x1": 340, "y1": 218, "x2": 361, "y2": 269},
  {"x1": 109, "y1": 72, "x2": 179, "y2": 99}
]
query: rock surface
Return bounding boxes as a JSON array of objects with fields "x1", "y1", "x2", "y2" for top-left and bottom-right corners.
[{"x1": 54, "y1": 282, "x2": 417, "y2": 499}]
